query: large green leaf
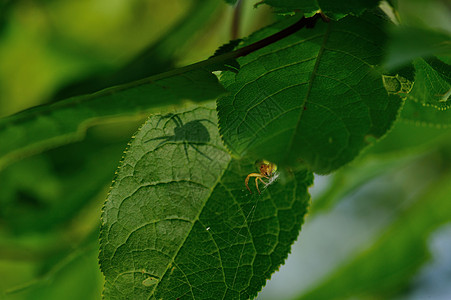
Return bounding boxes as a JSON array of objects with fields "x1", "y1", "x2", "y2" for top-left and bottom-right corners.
[
  {"x1": 99, "y1": 105, "x2": 313, "y2": 299},
  {"x1": 406, "y1": 57, "x2": 451, "y2": 109},
  {"x1": 298, "y1": 168, "x2": 451, "y2": 299},
  {"x1": 217, "y1": 13, "x2": 401, "y2": 174},
  {"x1": 261, "y1": 0, "x2": 380, "y2": 20},
  {"x1": 0, "y1": 69, "x2": 225, "y2": 171}
]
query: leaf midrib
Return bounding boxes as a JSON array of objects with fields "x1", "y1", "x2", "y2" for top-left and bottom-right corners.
[
  {"x1": 286, "y1": 22, "x2": 332, "y2": 160},
  {"x1": 147, "y1": 159, "x2": 232, "y2": 299}
]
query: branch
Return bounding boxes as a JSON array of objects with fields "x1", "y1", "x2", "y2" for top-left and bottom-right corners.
[{"x1": 94, "y1": 13, "x2": 328, "y2": 96}]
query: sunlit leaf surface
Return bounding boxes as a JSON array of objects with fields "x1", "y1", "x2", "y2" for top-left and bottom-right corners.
[{"x1": 99, "y1": 105, "x2": 313, "y2": 299}]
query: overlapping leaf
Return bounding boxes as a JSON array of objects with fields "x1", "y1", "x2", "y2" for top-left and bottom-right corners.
[
  {"x1": 406, "y1": 57, "x2": 451, "y2": 109},
  {"x1": 217, "y1": 12, "x2": 401, "y2": 174},
  {"x1": 0, "y1": 69, "x2": 225, "y2": 171},
  {"x1": 261, "y1": 0, "x2": 380, "y2": 20},
  {"x1": 99, "y1": 105, "x2": 313, "y2": 299}
]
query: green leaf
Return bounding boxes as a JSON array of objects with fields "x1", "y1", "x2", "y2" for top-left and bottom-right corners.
[
  {"x1": 217, "y1": 13, "x2": 402, "y2": 174},
  {"x1": 261, "y1": 0, "x2": 381, "y2": 20},
  {"x1": 0, "y1": 134, "x2": 126, "y2": 233},
  {"x1": 401, "y1": 99, "x2": 451, "y2": 128},
  {"x1": 3, "y1": 241, "x2": 103, "y2": 300},
  {"x1": 406, "y1": 57, "x2": 451, "y2": 109},
  {"x1": 0, "y1": 69, "x2": 225, "y2": 171},
  {"x1": 299, "y1": 168, "x2": 451, "y2": 300},
  {"x1": 99, "y1": 105, "x2": 313, "y2": 299}
]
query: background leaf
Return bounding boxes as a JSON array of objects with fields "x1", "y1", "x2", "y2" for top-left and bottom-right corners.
[
  {"x1": 3, "y1": 239, "x2": 103, "y2": 300},
  {"x1": 0, "y1": 131, "x2": 126, "y2": 233},
  {"x1": 99, "y1": 105, "x2": 313, "y2": 299},
  {"x1": 0, "y1": 68, "x2": 225, "y2": 171},
  {"x1": 52, "y1": 0, "x2": 222, "y2": 101},
  {"x1": 218, "y1": 12, "x2": 401, "y2": 174},
  {"x1": 298, "y1": 166, "x2": 451, "y2": 300},
  {"x1": 223, "y1": 0, "x2": 238, "y2": 4},
  {"x1": 311, "y1": 120, "x2": 451, "y2": 212}
]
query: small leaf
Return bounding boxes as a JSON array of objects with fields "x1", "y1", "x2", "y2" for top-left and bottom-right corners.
[
  {"x1": 217, "y1": 12, "x2": 402, "y2": 174},
  {"x1": 262, "y1": 0, "x2": 380, "y2": 20},
  {"x1": 0, "y1": 69, "x2": 226, "y2": 171},
  {"x1": 382, "y1": 74, "x2": 413, "y2": 97},
  {"x1": 99, "y1": 105, "x2": 313, "y2": 299},
  {"x1": 406, "y1": 57, "x2": 451, "y2": 109}
]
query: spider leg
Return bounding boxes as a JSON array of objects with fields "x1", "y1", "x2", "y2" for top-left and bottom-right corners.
[
  {"x1": 196, "y1": 119, "x2": 216, "y2": 126},
  {"x1": 183, "y1": 142, "x2": 190, "y2": 162},
  {"x1": 256, "y1": 176, "x2": 269, "y2": 194},
  {"x1": 144, "y1": 137, "x2": 174, "y2": 151},
  {"x1": 190, "y1": 144, "x2": 212, "y2": 161},
  {"x1": 144, "y1": 136, "x2": 170, "y2": 143},
  {"x1": 155, "y1": 113, "x2": 174, "y2": 128},
  {"x1": 258, "y1": 176, "x2": 268, "y2": 186},
  {"x1": 156, "y1": 113, "x2": 183, "y2": 129},
  {"x1": 255, "y1": 177, "x2": 260, "y2": 194},
  {"x1": 172, "y1": 114, "x2": 184, "y2": 127},
  {"x1": 245, "y1": 173, "x2": 261, "y2": 193}
]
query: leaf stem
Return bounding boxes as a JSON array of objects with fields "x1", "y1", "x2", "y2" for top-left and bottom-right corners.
[
  {"x1": 2, "y1": 13, "x2": 327, "y2": 119},
  {"x1": 87, "y1": 13, "x2": 327, "y2": 97}
]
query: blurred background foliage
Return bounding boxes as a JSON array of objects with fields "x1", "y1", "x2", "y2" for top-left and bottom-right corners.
[
  {"x1": 0, "y1": 0, "x2": 273, "y2": 298},
  {"x1": 0, "y1": 0, "x2": 450, "y2": 299}
]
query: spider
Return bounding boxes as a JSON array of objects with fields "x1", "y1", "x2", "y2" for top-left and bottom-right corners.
[
  {"x1": 245, "y1": 160, "x2": 278, "y2": 194},
  {"x1": 145, "y1": 113, "x2": 214, "y2": 161}
]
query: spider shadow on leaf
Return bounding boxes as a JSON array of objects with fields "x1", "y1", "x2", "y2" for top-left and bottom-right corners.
[{"x1": 145, "y1": 113, "x2": 215, "y2": 161}]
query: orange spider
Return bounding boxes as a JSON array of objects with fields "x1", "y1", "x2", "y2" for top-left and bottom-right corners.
[{"x1": 245, "y1": 160, "x2": 277, "y2": 194}]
